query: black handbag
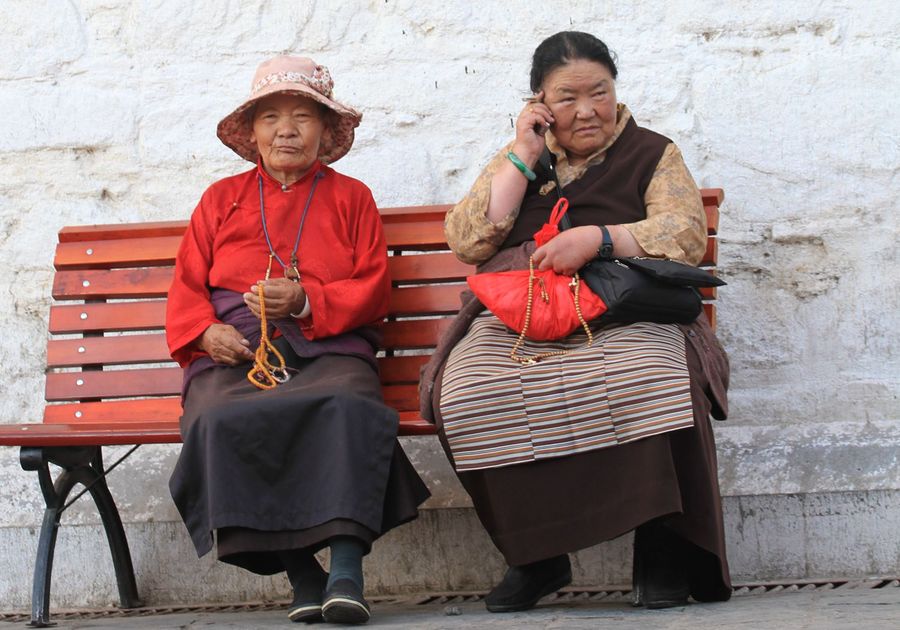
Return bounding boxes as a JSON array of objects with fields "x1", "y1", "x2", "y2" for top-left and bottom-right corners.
[{"x1": 538, "y1": 148, "x2": 724, "y2": 325}]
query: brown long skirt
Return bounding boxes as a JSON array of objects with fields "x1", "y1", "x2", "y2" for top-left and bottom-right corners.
[
  {"x1": 434, "y1": 331, "x2": 731, "y2": 600},
  {"x1": 170, "y1": 350, "x2": 430, "y2": 575}
]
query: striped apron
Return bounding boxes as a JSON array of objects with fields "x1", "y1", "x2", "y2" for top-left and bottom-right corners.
[{"x1": 439, "y1": 317, "x2": 694, "y2": 472}]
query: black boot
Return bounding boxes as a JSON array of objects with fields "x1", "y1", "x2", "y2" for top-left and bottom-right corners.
[
  {"x1": 632, "y1": 521, "x2": 690, "y2": 609},
  {"x1": 280, "y1": 550, "x2": 328, "y2": 623},
  {"x1": 485, "y1": 555, "x2": 572, "y2": 613}
]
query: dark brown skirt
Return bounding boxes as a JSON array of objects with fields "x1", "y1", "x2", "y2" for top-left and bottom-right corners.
[
  {"x1": 169, "y1": 349, "x2": 430, "y2": 575},
  {"x1": 434, "y1": 331, "x2": 731, "y2": 600}
]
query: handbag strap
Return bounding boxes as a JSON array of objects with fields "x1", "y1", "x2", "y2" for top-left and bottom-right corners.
[{"x1": 538, "y1": 147, "x2": 574, "y2": 232}]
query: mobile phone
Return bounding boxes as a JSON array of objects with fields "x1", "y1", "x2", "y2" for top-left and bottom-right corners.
[{"x1": 530, "y1": 92, "x2": 547, "y2": 134}]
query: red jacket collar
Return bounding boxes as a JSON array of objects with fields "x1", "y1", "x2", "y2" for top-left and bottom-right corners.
[{"x1": 255, "y1": 159, "x2": 324, "y2": 189}]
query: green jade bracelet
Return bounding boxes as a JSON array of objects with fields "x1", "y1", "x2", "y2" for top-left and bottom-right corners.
[{"x1": 507, "y1": 151, "x2": 537, "y2": 181}]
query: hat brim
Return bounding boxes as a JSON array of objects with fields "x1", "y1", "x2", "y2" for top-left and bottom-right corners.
[{"x1": 216, "y1": 84, "x2": 362, "y2": 165}]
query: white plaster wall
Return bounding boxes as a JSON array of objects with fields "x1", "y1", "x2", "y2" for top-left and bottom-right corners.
[{"x1": 0, "y1": 0, "x2": 898, "y2": 608}]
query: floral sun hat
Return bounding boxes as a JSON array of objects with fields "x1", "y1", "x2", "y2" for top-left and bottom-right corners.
[{"x1": 217, "y1": 55, "x2": 362, "y2": 165}]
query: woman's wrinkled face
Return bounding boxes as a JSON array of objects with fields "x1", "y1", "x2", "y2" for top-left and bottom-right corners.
[
  {"x1": 542, "y1": 59, "x2": 618, "y2": 165},
  {"x1": 250, "y1": 93, "x2": 325, "y2": 178}
]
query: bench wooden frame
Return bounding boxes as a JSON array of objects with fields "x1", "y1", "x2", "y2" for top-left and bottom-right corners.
[{"x1": 0, "y1": 190, "x2": 722, "y2": 626}]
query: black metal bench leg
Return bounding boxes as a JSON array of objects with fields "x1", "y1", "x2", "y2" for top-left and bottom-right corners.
[
  {"x1": 22, "y1": 450, "x2": 87, "y2": 627},
  {"x1": 20, "y1": 447, "x2": 142, "y2": 627},
  {"x1": 87, "y1": 452, "x2": 141, "y2": 609},
  {"x1": 28, "y1": 497, "x2": 62, "y2": 628}
]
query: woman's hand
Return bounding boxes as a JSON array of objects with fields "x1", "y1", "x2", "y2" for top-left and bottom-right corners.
[
  {"x1": 533, "y1": 225, "x2": 648, "y2": 274},
  {"x1": 198, "y1": 323, "x2": 254, "y2": 365},
  {"x1": 532, "y1": 226, "x2": 603, "y2": 275},
  {"x1": 511, "y1": 90, "x2": 555, "y2": 165},
  {"x1": 486, "y1": 92, "x2": 556, "y2": 225},
  {"x1": 243, "y1": 278, "x2": 307, "y2": 320}
]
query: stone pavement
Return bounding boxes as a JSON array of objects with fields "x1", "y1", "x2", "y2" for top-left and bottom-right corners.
[{"x1": 1, "y1": 580, "x2": 898, "y2": 630}]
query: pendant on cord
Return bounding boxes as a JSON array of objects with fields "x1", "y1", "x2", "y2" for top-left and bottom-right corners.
[{"x1": 284, "y1": 254, "x2": 301, "y2": 282}]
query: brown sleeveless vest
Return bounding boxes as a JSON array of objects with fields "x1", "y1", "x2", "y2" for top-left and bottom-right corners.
[{"x1": 501, "y1": 117, "x2": 671, "y2": 248}]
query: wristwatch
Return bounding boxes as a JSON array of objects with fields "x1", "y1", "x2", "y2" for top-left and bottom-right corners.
[{"x1": 597, "y1": 226, "x2": 614, "y2": 260}]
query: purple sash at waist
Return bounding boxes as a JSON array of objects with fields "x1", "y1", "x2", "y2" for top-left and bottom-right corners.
[{"x1": 181, "y1": 288, "x2": 379, "y2": 399}]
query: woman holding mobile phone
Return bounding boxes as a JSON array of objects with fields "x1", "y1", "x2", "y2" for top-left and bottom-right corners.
[{"x1": 421, "y1": 31, "x2": 732, "y2": 614}]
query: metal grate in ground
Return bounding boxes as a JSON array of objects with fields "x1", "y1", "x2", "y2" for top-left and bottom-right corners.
[{"x1": 1, "y1": 578, "x2": 897, "y2": 623}]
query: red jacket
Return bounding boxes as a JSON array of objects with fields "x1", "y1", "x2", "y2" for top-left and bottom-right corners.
[{"x1": 166, "y1": 160, "x2": 391, "y2": 367}]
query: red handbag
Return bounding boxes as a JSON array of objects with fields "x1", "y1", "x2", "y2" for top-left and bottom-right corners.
[{"x1": 466, "y1": 198, "x2": 607, "y2": 362}]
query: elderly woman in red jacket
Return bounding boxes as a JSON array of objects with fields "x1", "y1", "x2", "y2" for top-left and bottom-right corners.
[{"x1": 165, "y1": 55, "x2": 429, "y2": 626}]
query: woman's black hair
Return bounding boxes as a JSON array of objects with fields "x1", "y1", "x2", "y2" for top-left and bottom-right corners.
[{"x1": 530, "y1": 31, "x2": 618, "y2": 93}]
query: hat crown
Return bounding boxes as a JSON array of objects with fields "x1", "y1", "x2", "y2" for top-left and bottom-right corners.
[{"x1": 249, "y1": 55, "x2": 334, "y2": 99}]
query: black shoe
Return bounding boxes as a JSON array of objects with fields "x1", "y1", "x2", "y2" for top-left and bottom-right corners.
[
  {"x1": 288, "y1": 597, "x2": 323, "y2": 624},
  {"x1": 287, "y1": 567, "x2": 327, "y2": 623},
  {"x1": 484, "y1": 555, "x2": 572, "y2": 613},
  {"x1": 632, "y1": 521, "x2": 689, "y2": 609},
  {"x1": 322, "y1": 578, "x2": 371, "y2": 625}
]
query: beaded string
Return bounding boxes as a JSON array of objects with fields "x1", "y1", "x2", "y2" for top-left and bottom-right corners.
[
  {"x1": 247, "y1": 256, "x2": 291, "y2": 389},
  {"x1": 509, "y1": 256, "x2": 594, "y2": 365},
  {"x1": 246, "y1": 171, "x2": 323, "y2": 390}
]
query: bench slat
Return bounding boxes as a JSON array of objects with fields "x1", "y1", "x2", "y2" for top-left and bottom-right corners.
[
  {"x1": 53, "y1": 268, "x2": 173, "y2": 300},
  {"x1": 378, "y1": 204, "x2": 452, "y2": 222},
  {"x1": 48, "y1": 292, "x2": 714, "y2": 337},
  {"x1": 54, "y1": 193, "x2": 720, "y2": 245},
  {"x1": 705, "y1": 204, "x2": 719, "y2": 235},
  {"x1": 55, "y1": 239, "x2": 479, "y2": 282},
  {"x1": 46, "y1": 319, "x2": 455, "y2": 368},
  {"x1": 47, "y1": 334, "x2": 173, "y2": 367},
  {"x1": 383, "y1": 221, "x2": 448, "y2": 250},
  {"x1": 381, "y1": 318, "x2": 454, "y2": 349},
  {"x1": 45, "y1": 367, "x2": 183, "y2": 401},
  {"x1": 45, "y1": 365, "x2": 423, "y2": 410},
  {"x1": 49, "y1": 301, "x2": 167, "y2": 334},
  {"x1": 42, "y1": 395, "x2": 433, "y2": 425},
  {"x1": 389, "y1": 284, "x2": 466, "y2": 316},
  {"x1": 397, "y1": 413, "x2": 437, "y2": 435},
  {"x1": 0, "y1": 423, "x2": 183, "y2": 447},
  {"x1": 388, "y1": 253, "x2": 473, "y2": 283},
  {"x1": 381, "y1": 384, "x2": 419, "y2": 413},
  {"x1": 59, "y1": 220, "x2": 446, "y2": 249},
  {"x1": 55, "y1": 236, "x2": 184, "y2": 270},
  {"x1": 52, "y1": 237, "x2": 715, "y2": 300},
  {"x1": 51, "y1": 270, "x2": 490, "y2": 307},
  {"x1": 58, "y1": 221, "x2": 189, "y2": 243},
  {"x1": 45, "y1": 340, "x2": 435, "y2": 388},
  {"x1": 379, "y1": 355, "x2": 430, "y2": 384},
  {"x1": 44, "y1": 398, "x2": 183, "y2": 423},
  {"x1": 701, "y1": 188, "x2": 723, "y2": 207},
  {"x1": 46, "y1": 305, "x2": 719, "y2": 368},
  {"x1": 0, "y1": 414, "x2": 437, "y2": 446},
  {"x1": 703, "y1": 238, "x2": 717, "y2": 268}
]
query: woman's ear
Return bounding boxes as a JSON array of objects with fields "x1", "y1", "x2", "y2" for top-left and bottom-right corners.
[
  {"x1": 319, "y1": 125, "x2": 333, "y2": 152},
  {"x1": 247, "y1": 106, "x2": 258, "y2": 145}
]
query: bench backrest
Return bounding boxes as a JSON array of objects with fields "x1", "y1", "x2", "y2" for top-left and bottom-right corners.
[{"x1": 44, "y1": 190, "x2": 721, "y2": 436}]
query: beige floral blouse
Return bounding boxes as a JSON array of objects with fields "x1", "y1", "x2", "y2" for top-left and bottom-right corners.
[{"x1": 444, "y1": 104, "x2": 707, "y2": 266}]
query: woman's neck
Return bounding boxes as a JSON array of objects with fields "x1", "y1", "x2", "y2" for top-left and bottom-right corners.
[
  {"x1": 262, "y1": 163, "x2": 313, "y2": 187},
  {"x1": 567, "y1": 154, "x2": 589, "y2": 168}
]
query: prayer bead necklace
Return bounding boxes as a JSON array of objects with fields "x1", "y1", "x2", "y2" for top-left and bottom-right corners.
[
  {"x1": 246, "y1": 170, "x2": 324, "y2": 389},
  {"x1": 509, "y1": 256, "x2": 594, "y2": 365},
  {"x1": 258, "y1": 170, "x2": 324, "y2": 281}
]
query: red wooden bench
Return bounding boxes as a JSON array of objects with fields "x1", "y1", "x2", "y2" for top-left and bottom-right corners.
[{"x1": 0, "y1": 190, "x2": 722, "y2": 626}]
